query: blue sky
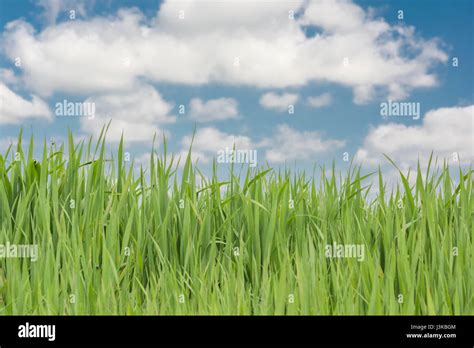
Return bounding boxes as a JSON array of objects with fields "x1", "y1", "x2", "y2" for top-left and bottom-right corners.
[{"x1": 0, "y1": 0, "x2": 472, "y2": 178}]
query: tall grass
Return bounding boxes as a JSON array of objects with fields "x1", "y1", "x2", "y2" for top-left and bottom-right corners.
[{"x1": 0, "y1": 129, "x2": 472, "y2": 315}]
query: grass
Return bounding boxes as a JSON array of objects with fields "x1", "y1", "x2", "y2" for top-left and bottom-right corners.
[{"x1": 0, "y1": 128, "x2": 472, "y2": 315}]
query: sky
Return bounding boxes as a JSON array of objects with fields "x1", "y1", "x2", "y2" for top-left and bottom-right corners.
[{"x1": 0, "y1": 0, "x2": 472, "y2": 182}]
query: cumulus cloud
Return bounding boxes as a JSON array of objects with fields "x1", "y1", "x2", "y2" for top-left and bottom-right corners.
[
  {"x1": 189, "y1": 97, "x2": 239, "y2": 122},
  {"x1": 263, "y1": 124, "x2": 346, "y2": 163},
  {"x1": 0, "y1": 82, "x2": 51, "y2": 124},
  {"x1": 133, "y1": 151, "x2": 158, "y2": 168},
  {"x1": 259, "y1": 92, "x2": 299, "y2": 112},
  {"x1": 179, "y1": 124, "x2": 345, "y2": 165},
  {"x1": 0, "y1": 69, "x2": 19, "y2": 86},
  {"x1": 80, "y1": 84, "x2": 175, "y2": 143},
  {"x1": 355, "y1": 105, "x2": 474, "y2": 168},
  {"x1": 307, "y1": 92, "x2": 332, "y2": 108},
  {"x1": 179, "y1": 127, "x2": 256, "y2": 164},
  {"x1": 1, "y1": 0, "x2": 447, "y2": 102},
  {"x1": 37, "y1": 0, "x2": 88, "y2": 24}
]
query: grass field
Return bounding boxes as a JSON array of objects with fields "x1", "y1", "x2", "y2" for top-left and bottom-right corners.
[{"x1": 0, "y1": 129, "x2": 472, "y2": 315}]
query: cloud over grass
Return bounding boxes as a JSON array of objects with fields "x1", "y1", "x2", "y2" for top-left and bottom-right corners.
[{"x1": 355, "y1": 105, "x2": 474, "y2": 168}]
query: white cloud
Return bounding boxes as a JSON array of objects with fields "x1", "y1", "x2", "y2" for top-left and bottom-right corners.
[
  {"x1": 179, "y1": 127, "x2": 256, "y2": 164},
  {"x1": 307, "y1": 92, "x2": 332, "y2": 108},
  {"x1": 37, "y1": 0, "x2": 87, "y2": 24},
  {"x1": 156, "y1": 0, "x2": 303, "y2": 35},
  {"x1": 263, "y1": 124, "x2": 346, "y2": 163},
  {"x1": 0, "y1": 69, "x2": 19, "y2": 85},
  {"x1": 189, "y1": 97, "x2": 238, "y2": 122},
  {"x1": 178, "y1": 123, "x2": 345, "y2": 166},
  {"x1": 301, "y1": 0, "x2": 366, "y2": 33},
  {"x1": 1, "y1": 0, "x2": 447, "y2": 102},
  {"x1": 0, "y1": 82, "x2": 51, "y2": 124},
  {"x1": 259, "y1": 92, "x2": 299, "y2": 112},
  {"x1": 134, "y1": 151, "x2": 158, "y2": 168},
  {"x1": 355, "y1": 105, "x2": 474, "y2": 168},
  {"x1": 80, "y1": 84, "x2": 175, "y2": 143}
]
